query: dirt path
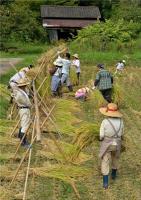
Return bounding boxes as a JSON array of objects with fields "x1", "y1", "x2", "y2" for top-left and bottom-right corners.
[{"x1": 0, "y1": 58, "x2": 23, "y2": 75}]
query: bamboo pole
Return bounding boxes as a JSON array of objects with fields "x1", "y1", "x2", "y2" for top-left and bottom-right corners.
[
  {"x1": 9, "y1": 102, "x2": 16, "y2": 120},
  {"x1": 36, "y1": 76, "x2": 48, "y2": 93},
  {"x1": 10, "y1": 135, "x2": 36, "y2": 186},
  {"x1": 23, "y1": 120, "x2": 36, "y2": 200},
  {"x1": 41, "y1": 105, "x2": 55, "y2": 129},
  {"x1": 33, "y1": 81, "x2": 41, "y2": 141},
  {"x1": 10, "y1": 118, "x2": 20, "y2": 137},
  {"x1": 10, "y1": 106, "x2": 54, "y2": 187},
  {"x1": 40, "y1": 106, "x2": 67, "y2": 162}
]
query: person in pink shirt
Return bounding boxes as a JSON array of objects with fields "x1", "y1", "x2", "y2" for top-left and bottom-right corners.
[{"x1": 75, "y1": 87, "x2": 90, "y2": 101}]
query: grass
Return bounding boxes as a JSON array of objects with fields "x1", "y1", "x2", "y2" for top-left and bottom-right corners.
[{"x1": 69, "y1": 37, "x2": 141, "y2": 67}]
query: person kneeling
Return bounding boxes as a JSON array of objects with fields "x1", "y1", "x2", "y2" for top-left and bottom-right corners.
[{"x1": 75, "y1": 87, "x2": 90, "y2": 101}]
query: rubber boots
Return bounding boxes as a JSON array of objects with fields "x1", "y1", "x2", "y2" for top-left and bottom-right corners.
[
  {"x1": 111, "y1": 169, "x2": 117, "y2": 180},
  {"x1": 103, "y1": 175, "x2": 108, "y2": 189}
]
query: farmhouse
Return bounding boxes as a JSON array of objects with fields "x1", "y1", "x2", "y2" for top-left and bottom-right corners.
[{"x1": 40, "y1": 6, "x2": 101, "y2": 41}]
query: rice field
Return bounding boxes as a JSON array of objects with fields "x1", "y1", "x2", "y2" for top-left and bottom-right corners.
[{"x1": 0, "y1": 46, "x2": 141, "y2": 200}]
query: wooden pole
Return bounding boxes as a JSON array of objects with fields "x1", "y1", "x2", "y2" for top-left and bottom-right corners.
[
  {"x1": 10, "y1": 118, "x2": 20, "y2": 137},
  {"x1": 10, "y1": 106, "x2": 54, "y2": 187},
  {"x1": 23, "y1": 120, "x2": 36, "y2": 200},
  {"x1": 40, "y1": 106, "x2": 67, "y2": 162},
  {"x1": 33, "y1": 81, "x2": 41, "y2": 141},
  {"x1": 36, "y1": 76, "x2": 48, "y2": 93},
  {"x1": 10, "y1": 135, "x2": 36, "y2": 186},
  {"x1": 41, "y1": 105, "x2": 55, "y2": 129}
]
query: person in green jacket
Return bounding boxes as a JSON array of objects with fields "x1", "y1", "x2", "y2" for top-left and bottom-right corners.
[{"x1": 93, "y1": 64, "x2": 113, "y2": 103}]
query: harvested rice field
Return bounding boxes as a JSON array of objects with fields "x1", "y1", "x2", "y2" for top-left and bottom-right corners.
[{"x1": 0, "y1": 46, "x2": 141, "y2": 200}]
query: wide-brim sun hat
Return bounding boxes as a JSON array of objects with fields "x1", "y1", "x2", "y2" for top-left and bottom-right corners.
[
  {"x1": 99, "y1": 103, "x2": 123, "y2": 118},
  {"x1": 17, "y1": 78, "x2": 30, "y2": 87},
  {"x1": 53, "y1": 58, "x2": 63, "y2": 66},
  {"x1": 73, "y1": 54, "x2": 79, "y2": 59}
]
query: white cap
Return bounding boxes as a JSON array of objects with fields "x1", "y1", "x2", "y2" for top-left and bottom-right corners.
[{"x1": 122, "y1": 60, "x2": 126, "y2": 63}]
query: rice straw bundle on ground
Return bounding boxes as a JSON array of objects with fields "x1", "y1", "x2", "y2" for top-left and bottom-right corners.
[
  {"x1": 0, "y1": 187, "x2": 14, "y2": 200},
  {"x1": 32, "y1": 164, "x2": 92, "y2": 183},
  {"x1": 89, "y1": 90, "x2": 107, "y2": 108},
  {"x1": 39, "y1": 138, "x2": 92, "y2": 164},
  {"x1": 46, "y1": 99, "x2": 82, "y2": 136},
  {"x1": 70, "y1": 122, "x2": 99, "y2": 161}
]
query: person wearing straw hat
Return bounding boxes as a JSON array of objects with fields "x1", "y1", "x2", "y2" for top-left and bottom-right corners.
[
  {"x1": 12, "y1": 78, "x2": 31, "y2": 147},
  {"x1": 51, "y1": 58, "x2": 63, "y2": 97},
  {"x1": 93, "y1": 64, "x2": 113, "y2": 103},
  {"x1": 72, "y1": 54, "x2": 81, "y2": 85},
  {"x1": 99, "y1": 103, "x2": 124, "y2": 189}
]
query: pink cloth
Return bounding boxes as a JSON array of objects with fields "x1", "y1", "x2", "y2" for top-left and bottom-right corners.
[{"x1": 75, "y1": 88, "x2": 87, "y2": 98}]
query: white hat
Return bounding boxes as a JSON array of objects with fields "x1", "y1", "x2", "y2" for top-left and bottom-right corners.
[
  {"x1": 122, "y1": 60, "x2": 126, "y2": 63},
  {"x1": 73, "y1": 54, "x2": 79, "y2": 59},
  {"x1": 53, "y1": 58, "x2": 63, "y2": 66}
]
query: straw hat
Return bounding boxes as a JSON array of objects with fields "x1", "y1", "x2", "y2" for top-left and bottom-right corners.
[
  {"x1": 17, "y1": 78, "x2": 30, "y2": 87},
  {"x1": 99, "y1": 103, "x2": 123, "y2": 118},
  {"x1": 73, "y1": 54, "x2": 79, "y2": 59},
  {"x1": 53, "y1": 58, "x2": 63, "y2": 66}
]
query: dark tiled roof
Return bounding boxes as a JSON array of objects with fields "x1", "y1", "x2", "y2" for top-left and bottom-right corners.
[{"x1": 41, "y1": 6, "x2": 101, "y2": 19}]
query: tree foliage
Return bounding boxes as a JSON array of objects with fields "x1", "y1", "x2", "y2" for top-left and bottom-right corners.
[{"x1": 73, "y1": 19, "x2": 141, "y2": 51}]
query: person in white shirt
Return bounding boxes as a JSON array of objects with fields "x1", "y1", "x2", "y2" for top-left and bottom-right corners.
[
  {"x1": 9, "y1": 64, "x2": 33, "y2": 87},
  {"x1": 99, "y1": 103, "x2": 124, "y2": 189},
  {"x1": 51, "y1": 58, "x2": 63, "y2": 97},
  {"x1": 12, "y1": 79, "x2": 31, "y2": 148},
  {"x1": 72, "y1": 54, "x2": 81, "y2": 85},
  {"x1": 115, "y1": 60, "x2": 126, "y2": 74},
  {"x1": 58, "y1": 52, "x2": 73, "y2": 92}
]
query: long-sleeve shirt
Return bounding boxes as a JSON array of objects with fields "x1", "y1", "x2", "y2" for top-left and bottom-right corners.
[
  {"x1": 13, "y1": 86, "x2": 31, "y2": 108},
  {"x1": 72, "y1": 59, "x2": 81, "y2": 73},
  {"x1": 58, "y1": 56, "x2": 71, "y2": 75},
  {"x1": 100, "y1": 117, "x2": 124, "y2": 140},
  {"x1": 10, "y1": 71, "x2": 26, "y2": 83},
  {"x1": 94, "y1": 69, "x2": 113, "y2": 90}
]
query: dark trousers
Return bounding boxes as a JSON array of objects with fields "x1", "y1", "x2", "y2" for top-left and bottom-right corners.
[
  {"x1": 100, "y1": 89, "x2": 112, "y2": 103},
  {"x1": 76, "y1": 72, "x2": 80, "y2": 85}
]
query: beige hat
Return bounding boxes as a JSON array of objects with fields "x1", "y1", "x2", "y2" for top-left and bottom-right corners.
[
  {"x1": 17, "y1": 78, "x2": 30, "y2": 87},
  {"x1": 73, "y1": 54, "x2": 79, "y2": 59},
  {"x1": 99, "y1": 103, "x2": 123, "y2": 118},
  {"x1": 53, "y1": 58, "x2": 63, "y2": 66}
]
